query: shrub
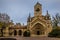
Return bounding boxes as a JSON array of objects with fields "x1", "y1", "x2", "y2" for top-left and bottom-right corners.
[
  {"x1": 48, "y1": 28, "x2": 60, "y2": 38},
  {"x1": 23, "y1": 30, "x2": 30, "y2": 37}
]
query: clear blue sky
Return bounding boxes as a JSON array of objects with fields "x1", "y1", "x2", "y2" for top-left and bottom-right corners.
[{"x1": 0, "y1": 0, "x2": 60, "y2": 25}]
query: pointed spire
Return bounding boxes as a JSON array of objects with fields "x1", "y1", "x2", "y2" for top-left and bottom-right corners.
[
  {"x1": 46, "y1": 10, "x2": 50, "y2": 20},
  {"x1": 27, "y1": 13, "x2": 31, "y2": 22},
  {"x1": 37, "y1": 2, "x2": 39, "y2": 4},
  {"x1": 47, "y1": 10, "x2": 48, "y2": 14},
  {"x1": 47, "y1": 10, "x2": 49, "y2": 15},
  {"x1": 37, "y1": 2, "x2": 41, "y2": 5},
  {"x1": 46, "y1": 10, "x2": 50, "y2": 17},
  {"x1": 29, "y1": 13, "x2": 31, "y2": 19}
]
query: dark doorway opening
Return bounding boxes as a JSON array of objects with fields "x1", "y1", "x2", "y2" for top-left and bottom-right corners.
[
  {"x1": 18, "y1": 30, "x2": 22, "y2": 36},
  {"x1": 14, "y1": 30, "x2": 17, "y2": 36},
  {"x1": 37, "y1": 31, "x2": 40, "y2": 35}
]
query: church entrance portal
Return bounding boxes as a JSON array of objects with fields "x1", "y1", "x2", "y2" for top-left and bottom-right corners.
[{"x1": 32, "y1": 23, "x2": 44, "y2": 35}]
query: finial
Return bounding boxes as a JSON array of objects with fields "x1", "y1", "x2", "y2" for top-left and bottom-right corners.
[
  {"x1": 27, "y1": 13, "x2": 31, "y2": 22},
  {"x1": 29, "y1": 13, "x2": 31, "y2": 18},
  {"x1": 47, "y1": 10, "x2": 48, "y2": 14},
  {"x1": 37, "y1": 1, "x2": 39, "y2": 4},
  {"x1": 34, "y1": 1, "x2": 42, "y2": 7},
  {"x1": 46, "y1": 10, "x2": 50, "y2": 20}
]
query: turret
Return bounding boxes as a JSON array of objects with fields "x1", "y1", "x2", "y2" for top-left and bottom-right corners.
[
  {"x1": 34, "y1": 2, "x2": 42, "y2": 17},
  {"x1": 27, "y1": 13, "x2": 31, "y2": 22},
  {"x1": 45, "y1": 10, "x2": 51, "y2": 20}
]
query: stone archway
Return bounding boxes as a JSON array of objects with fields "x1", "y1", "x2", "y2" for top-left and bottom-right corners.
[
  {"x1": 18, "y1": 30, "x2": 22, "y2": 36},
  {"x1": 14, "y1": 30, "x2": 17, "y2": 36},
  {"x1": 32, "y1": 23, "x2": 45, "y2": 35}
]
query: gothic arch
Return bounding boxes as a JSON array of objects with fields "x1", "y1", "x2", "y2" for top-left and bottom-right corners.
[
  {"x1": 31, "y1": 22, "x2": 46, "y2": 35},
  {"x1": 32, "y1": 23, "x2": 44, "y2": 30},
  {"x1": 31, "y1": 17, "x2": 47, "y2": 28},
  {"x1": 31, "y1": 21, "x2": 46, "y2": 29}
]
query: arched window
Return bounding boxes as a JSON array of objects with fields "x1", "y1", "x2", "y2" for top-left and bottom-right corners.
[
  {"x1": 14, "y1": 30, "x2": 17, "y2": 36},
  {"x1": 18, "y1": 30, "x2": 22, "y2": 36}
]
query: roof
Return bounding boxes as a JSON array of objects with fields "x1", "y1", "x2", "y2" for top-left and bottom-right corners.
[
  {"x1": 9, "y1": 26, "x2": 27, "y2": 29},
  {"x1": 34, "y1": 2, "x2": 42, "y2": 7}
]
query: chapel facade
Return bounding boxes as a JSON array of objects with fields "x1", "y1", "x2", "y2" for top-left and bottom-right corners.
[{"x1": 27, "y1": 2, "x2": 52, "y2": 36}]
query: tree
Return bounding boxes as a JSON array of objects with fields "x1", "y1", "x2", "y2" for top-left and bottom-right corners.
[
  {"x1": 23, "y1": 30, "x2": 30, "y2": 37},
  {"x1": 52, "y1": 13, "x2": 60, "y2": 28},
  {"x1": 0, "y1": 22, "x2": 4, "y2": 37},
  {"x1": 0, "y1": 22, "x2": 7, "y2": 37},
  {"x1": 48, "y1": 13, "x2": 60, "y2": 38},
  {"x1": 48, "y1": 28, "x2": 60, "y2": 37}
]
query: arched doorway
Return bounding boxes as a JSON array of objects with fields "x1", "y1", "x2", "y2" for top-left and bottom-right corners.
[
  {"x1": 14, "y1": 30, "x2": 17, "y2": 36},
  {"x1": 32, "y1": 23, "x2": 44, "y2": 35},
  {"x1": 18, "y1": 30, "x2": 22, "y2": 36}
]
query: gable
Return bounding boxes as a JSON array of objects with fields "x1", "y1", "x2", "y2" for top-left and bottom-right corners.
[{"x1": 31, "y1": 17, "x2": 47, "y2": 26}]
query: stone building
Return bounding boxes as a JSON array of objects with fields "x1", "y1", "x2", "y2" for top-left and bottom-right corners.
[
  {"x1": 27, "y1": 2, "x2": 52, "y2": 36},
  {"x1": 0, "y1": 2, "x2": 52, "y2": 37}
]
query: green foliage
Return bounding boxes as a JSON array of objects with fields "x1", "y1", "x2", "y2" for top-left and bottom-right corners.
[
  {"x1": 51, "y1": 13, "x2": 60, "y2": 38},
  {"x1": 0, "y1": 22, "x2": 9, "y2": 37},
  {"x1": 0, "y1": 22, "x2": 3, "y2": 28},
  {"x1": 52, "y1": 13, "x2": 60, "y2": 27},
  {"x1": 23, "y1": 30, "x2": 30, "y2": 37},
  {"x1": 48, "y1": 28, "x2": 60, "y2": 38}
]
